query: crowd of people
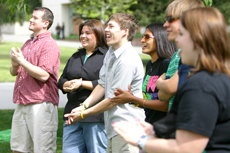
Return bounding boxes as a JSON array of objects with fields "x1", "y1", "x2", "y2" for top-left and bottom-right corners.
[{"x1": 9, "y1": 0, "x2": 230, "y2": 152}]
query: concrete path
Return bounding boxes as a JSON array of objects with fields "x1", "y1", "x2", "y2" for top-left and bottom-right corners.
[{"x1": 0, "y1": 34, "x2": 143, "y2": 110}]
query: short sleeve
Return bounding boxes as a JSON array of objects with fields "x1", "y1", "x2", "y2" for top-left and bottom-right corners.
[
  {"x1": 106, "y1": 60, "x2": 139, "y2": 99},
  {"x1": 98, "y1": 60, "x2": 106, "y2": 87},
  {"x1": 38, "y1": 41, "x2": 60, "y2": 74},
  {"x1": 176, "y1": 89, "x2": 219, "y2": 137}
]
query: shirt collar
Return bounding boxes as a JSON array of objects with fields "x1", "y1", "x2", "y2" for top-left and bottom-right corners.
[
  {"x1": 30, "y1": 32, "x2": 51, "y2": 40},
  {"x1": 110, "y1": 41, "x2": 131, "y2": 58}
]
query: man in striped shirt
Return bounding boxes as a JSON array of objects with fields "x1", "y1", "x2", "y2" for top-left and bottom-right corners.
[{"x1": 9, "y1": 7, "x2": 60, "y2": 153}]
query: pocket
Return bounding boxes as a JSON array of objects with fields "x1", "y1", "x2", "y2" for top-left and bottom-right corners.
[
  {"x1": 41, "y1": 125, "x2": 57, "y2": 152},
  {"x1": 44, "y1": 102, "x2": 54, "y2": 114}
]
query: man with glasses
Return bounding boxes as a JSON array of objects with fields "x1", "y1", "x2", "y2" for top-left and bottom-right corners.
[{"x1": 156, "y1": 0, "x2": 205, "y2": 111}]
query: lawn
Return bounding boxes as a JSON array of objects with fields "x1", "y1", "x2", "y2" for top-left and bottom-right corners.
[{"x1": 0, "y1": 41, "x2": 150, "y2": 152}]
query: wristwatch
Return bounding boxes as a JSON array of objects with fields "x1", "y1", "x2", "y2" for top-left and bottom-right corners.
[{"x1": 137, "y1": 135, "x2": 150, "y2": 153}]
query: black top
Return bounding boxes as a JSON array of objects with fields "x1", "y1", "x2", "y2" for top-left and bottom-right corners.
[
  {"x1": 58, "y1": 47, "x2": 107, "y2": 122},
  {"x1": 143, "y1": 58, "x2": 170, "y2": 124},
  {"x1": 154, "y1": 70, "x2": 230, "y2": 152}
]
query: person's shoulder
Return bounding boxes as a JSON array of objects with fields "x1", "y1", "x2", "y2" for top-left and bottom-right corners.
[
  {"x1": 73, "y1": 48, "x2": 84, "y2": 55},
  {"x1": 161, "y1": 58, "x2": 171, "y2": 64},
  {"x1": 97, "y1": 46, "x2": 108, "y2": 54},
  {"x1": 185, "y1": 70, "x2": 226, "y2": 90}
]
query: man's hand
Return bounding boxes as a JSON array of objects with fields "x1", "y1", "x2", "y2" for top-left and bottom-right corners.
[
  {"x1": 11, "y1": 58, "x2": 19, "y2": 67},
  {"x1": 111, "y1": 84, "x2": 133, "y2": 104},
  {"x1": 156, "y1": 73, "x2": 166, "y2": 89},
  {"x1": 10, "y1": 47, "x2": 25, "y2": 64},
  {"x1": 64, "y1": 106, "x2": 85, "y2": 125}
]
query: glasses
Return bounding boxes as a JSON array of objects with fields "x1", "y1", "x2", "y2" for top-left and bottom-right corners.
[
  {"x1": 142, "y1": 34, "x2": 155, "y2": 41},
  {"x1": 165, "y1": 16, "x2": 177, "y2": 23}
]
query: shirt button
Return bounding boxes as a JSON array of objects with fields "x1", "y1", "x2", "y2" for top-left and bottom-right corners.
[
  {"x1": 28, "y1": 49, "x2": 30, "y2": 51},
  {"x1": 19, "y1": 86, "x2": 20, "y2": 88}
]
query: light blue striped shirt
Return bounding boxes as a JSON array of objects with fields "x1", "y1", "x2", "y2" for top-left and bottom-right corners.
[{"x1": 98, "y1": 42, "x2": 146, "y2": 139}]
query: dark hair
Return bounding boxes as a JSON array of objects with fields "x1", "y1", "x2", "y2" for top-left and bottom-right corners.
[
  {"x1": 79, "y1": 19, "x2": 108, "y2": 49},
  {"x1": 146, "y1": 23, "x2": 177, "y2": 59},
  {"x1": 109, "y1": 13, "x2": 139, "y2": 41},
  {"x1": 34, "y1": 7, "x2": 54, "y2": 29},
  {"x1": 181, "y1": 7, "x2": 230, "y2": 76}
]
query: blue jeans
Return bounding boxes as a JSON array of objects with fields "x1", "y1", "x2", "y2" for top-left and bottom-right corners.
[{"x1": 62, "y1": 122, "x2": 107, "y2": 153}]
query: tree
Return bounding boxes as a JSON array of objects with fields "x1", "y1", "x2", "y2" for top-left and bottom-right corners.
[
  {"x1": 70, "y1": 0, "x2": 137, "y2": 23},
  {"x1": 130, "y1": 0, "x2": 214, "y2": 27},
  {"x1": 0, "y1": 0, "x2": 41, "y2": 42},
  {"x1": 130, "y1": 0, "x2": 172, "y2": 26},
  {"x1": 212, "y1": 0, "x2": 230, "y2": 24}
]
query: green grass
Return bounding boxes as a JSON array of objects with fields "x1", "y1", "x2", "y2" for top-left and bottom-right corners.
[
  {"x1": 0, "y1": 108, "x2": 64, "y2": 152},
  {"x1": 0, "y1": 42, "x2": 150, "y2": 82}
]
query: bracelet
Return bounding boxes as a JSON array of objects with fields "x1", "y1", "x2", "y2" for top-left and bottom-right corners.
[
  {"x1": 80, "y1": 81, "x2": 83, "y2": 87},
  {"x1": 81, "y1": 110, "x2": 85, "y2": 119},
  {"x1": 137, "y1": 135, "x2": 150, "y2": 153},
  {"x1": 80, "y1": 103, "x2": 87, "y2": 109},
  {"x1": 143, "y1": 99, "x2": 146, "y2": 107},
  {"x1": 129, "y1": 103, "x2": 139, "y2": 107}
]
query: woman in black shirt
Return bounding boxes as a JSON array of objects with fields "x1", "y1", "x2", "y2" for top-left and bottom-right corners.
[{"x1": 58, "y1": 19, "x2": 108, "y2": 153}]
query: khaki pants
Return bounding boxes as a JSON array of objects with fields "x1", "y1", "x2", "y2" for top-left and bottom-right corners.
[
  {"x1": 10, "y1": 102, "x2": 58, "y2": 153},
  {"x1": 106, "y1": 135, "x2": 139, "y2": 153}
]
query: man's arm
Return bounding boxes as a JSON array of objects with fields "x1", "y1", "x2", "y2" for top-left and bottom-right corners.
[
  {"x1": 84, "y1": 97, "x2": 117, "y2": 117},
  {"x1": 82, "y1": 84, "x2": 106, "y2": 108},
  {"x1": 10, "y1": 58, "x2": 19, "y2": 76},
  {"x1": 157, "y1": 90, "x2": 174, "y2": 101},
  {"x1": 10, "y1": 47, "x2": 50, "y2": 82},
  {"x1": 64, "y1": 84, "x2": 117, "y2": 124},
  {"x1": 156, "y1": 70, "x2": 179, "y2": 101}
]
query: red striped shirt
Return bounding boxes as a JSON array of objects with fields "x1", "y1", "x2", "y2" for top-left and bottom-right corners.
[{"x1": 13, "y1": 32, "x2": 60, "y2": 106}]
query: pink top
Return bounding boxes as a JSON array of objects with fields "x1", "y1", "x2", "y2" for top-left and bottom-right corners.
[{"x1": 13, "y1": 32, "x2": 60, "y2": 106}]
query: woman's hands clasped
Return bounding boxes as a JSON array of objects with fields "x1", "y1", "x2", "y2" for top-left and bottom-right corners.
[{"x1": 63, "y1": 78, "x2": 83, "y2": 92}]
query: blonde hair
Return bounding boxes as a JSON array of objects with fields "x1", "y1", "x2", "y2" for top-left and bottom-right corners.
[
  {"x1": 166, "y1": 0, "x2": 205, "y2": 18},
  {"x1": 181, "y1": 7, "x2": 230, "y2": 76}
]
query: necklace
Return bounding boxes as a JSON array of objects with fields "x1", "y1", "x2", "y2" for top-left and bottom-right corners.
[{"x1": 146, "y1": 61, "x2": 156, "y2": 74}]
